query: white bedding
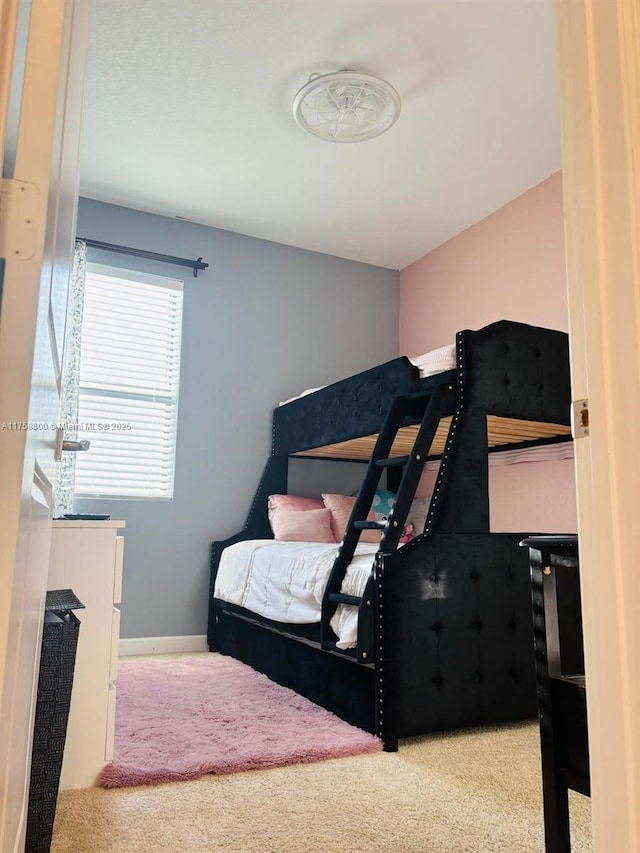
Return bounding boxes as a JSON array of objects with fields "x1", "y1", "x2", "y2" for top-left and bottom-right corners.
[
  {"x1": 409, "y1": 343, "x2": 456, "y2": 377},
  {"x1": 213, "y1": 540, "x2": 378, "y2": 649},
  {"x1": 278, "y1": 343, "x2": 456, "y2": 406}
]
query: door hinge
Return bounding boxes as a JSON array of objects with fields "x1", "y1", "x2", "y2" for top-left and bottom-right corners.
[
  {"x1": 0, "y1": 178, "x2": 40, "y2": 262},
  {"x1": 571, "y1": 398, "x2": 589, "y2": 439}
]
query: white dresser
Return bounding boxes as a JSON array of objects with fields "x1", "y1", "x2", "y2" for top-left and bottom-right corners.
[{"x1": 48, "y1": 520, "x2": 125, "y2": 789}]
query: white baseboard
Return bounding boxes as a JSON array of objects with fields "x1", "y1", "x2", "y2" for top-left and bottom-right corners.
[{"x1": 119, "y1": 634, "x2": 208, "y2": 657}]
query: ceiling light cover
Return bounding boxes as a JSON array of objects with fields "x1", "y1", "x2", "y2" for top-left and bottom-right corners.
[{"x1": 293, "y1": 71, "x2": 401, "y2": 143}]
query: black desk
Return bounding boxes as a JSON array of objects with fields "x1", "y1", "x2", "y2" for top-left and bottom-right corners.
[{"x1": 520, "y1": 535, "x2": 590, "y2": 853}]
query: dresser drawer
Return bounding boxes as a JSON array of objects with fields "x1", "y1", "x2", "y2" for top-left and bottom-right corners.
[
  {"x1": 113, "y1": 535, "x2": 124, "y2": 604},
  {"x1": 105, "y1": 681, "x2": 117, "y2": 762},
  {"x1": 109, "y1": 607, "x2": 121, "y2": 682}
]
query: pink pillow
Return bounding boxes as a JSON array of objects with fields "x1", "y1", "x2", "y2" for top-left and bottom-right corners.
[
  {"x1": 268, "y1": 494, "x2": 324, "y2": 529},
  {"x1": 271, "y1": 508, "x2": 336, "y2": 543},
  {"x1": 322, "y1": 494, "x2": 381, "y2": 544}
]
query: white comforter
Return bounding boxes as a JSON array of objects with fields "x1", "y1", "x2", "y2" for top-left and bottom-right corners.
[{"x1": 213, "y1": 540, "x2": 378, "y2": 649}]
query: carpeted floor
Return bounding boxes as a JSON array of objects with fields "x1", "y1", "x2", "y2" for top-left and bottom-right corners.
[{"x1": 51, "y1": 656, "x2": 593, "y2": 852}]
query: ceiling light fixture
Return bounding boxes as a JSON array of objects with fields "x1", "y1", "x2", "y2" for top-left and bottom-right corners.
[{"x1": 292, "y1": 70, "x2": 401, "y2": 143}]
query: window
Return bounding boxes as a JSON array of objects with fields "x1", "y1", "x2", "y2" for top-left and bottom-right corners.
[{"x1": 74, "y1": 264, "x2": 184, "y2": 500}]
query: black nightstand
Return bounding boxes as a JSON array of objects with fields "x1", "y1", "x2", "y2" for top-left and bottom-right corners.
[{"x1": 520, "y1": 535, "x2": 589, "y2": 853}]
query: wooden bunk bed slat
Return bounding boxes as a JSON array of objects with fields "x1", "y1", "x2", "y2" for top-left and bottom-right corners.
[{"x1": 292, "y1": 416, "x2": 571, "y2": 462}]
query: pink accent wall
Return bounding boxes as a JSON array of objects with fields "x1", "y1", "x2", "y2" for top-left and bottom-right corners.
[{"x1": 400, "y1": 172, "x2": 577, "y2": 533}]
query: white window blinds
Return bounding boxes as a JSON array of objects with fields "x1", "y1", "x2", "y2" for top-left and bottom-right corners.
[{"x1": 74, "y1": 264, "x2": 184, "y2": 500}]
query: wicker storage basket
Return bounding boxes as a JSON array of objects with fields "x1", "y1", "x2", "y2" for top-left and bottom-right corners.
[{"x1": 26, "y1": 589, "x2": 84, "y2": 853}]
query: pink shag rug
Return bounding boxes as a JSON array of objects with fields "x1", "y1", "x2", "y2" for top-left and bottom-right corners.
[{"x1": 99, "y1": 656, "x2": 381, "y2": 788}]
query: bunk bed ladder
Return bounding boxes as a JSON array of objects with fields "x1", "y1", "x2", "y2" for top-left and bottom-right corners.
[{"x1": 321, "y1": 381, "x2": 456, "y2": 658}]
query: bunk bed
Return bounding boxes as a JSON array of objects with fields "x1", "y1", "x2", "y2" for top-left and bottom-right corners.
[{"x1": 208, "y1": 320, "x2": 572, "y2": 750}]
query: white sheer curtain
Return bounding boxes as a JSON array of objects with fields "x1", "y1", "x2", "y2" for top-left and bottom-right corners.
[{"x1": 53, "y1": 240, "x2": 87, "y2": 516}]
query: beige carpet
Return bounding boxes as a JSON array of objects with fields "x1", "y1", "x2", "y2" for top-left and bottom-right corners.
[{"x1": 51, "y1": 688, "x2": 593, "y2": 853}]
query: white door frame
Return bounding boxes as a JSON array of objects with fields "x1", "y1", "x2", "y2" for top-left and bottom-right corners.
[
  {"x1": 0, "y1": 1, "x2": 90, "y2": 849},
  {"x1": 557, "y1": 1, "x2": 640, "y2": 850}
]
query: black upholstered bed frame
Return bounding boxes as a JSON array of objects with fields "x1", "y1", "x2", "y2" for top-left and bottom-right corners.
[{"x1": 208, "y1": 320, "x2": 572, "y2": 748}]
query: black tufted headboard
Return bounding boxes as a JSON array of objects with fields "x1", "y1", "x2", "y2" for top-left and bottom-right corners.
[{"x1": 458, "y1": 320, "x2": 571, "y2": 426}]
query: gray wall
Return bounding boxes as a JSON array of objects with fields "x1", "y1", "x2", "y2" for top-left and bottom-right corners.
[{"x1": 76, "y1": 198, "x2": 399, "y2": 639}]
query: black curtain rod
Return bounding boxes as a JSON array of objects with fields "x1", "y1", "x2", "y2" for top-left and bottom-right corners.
[{"x1": 78, "y1": 238, "x2": 209, "y2": 278}]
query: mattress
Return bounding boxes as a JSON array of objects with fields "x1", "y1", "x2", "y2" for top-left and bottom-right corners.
[
  {"x1": 278, "y1": 343, "x2": 457, "y2": 406},
  {"x1": 409, "y1": 343, "x2": 456, "y2": 377},
  {"x1": 213, "y1": 540, "x2": 378, "y2": 649}
]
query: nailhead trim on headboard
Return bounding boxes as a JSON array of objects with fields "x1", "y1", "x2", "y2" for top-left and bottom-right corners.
[
  {"x1": 376, "y1": 553, "x2": 386, "y2": 741},
  {"x1": 422, "y1": 331, "x2": 466, "y2": 535}
]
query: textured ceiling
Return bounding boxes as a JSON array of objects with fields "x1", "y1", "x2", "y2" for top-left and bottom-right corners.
[{"x1": 81, "y1": 0, "x2": 561, "y2": 269}]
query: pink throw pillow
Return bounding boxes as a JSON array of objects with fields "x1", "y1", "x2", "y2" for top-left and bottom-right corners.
[
  {"x1": 272, "y1": 508, "x2": 336, "y2": 543},
  {"x1": 268, "y1": 494, "x2": 324, "y2": 529},
  {"x1": 322, "y1": 494, "x2": 381, "y2": 544}
]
